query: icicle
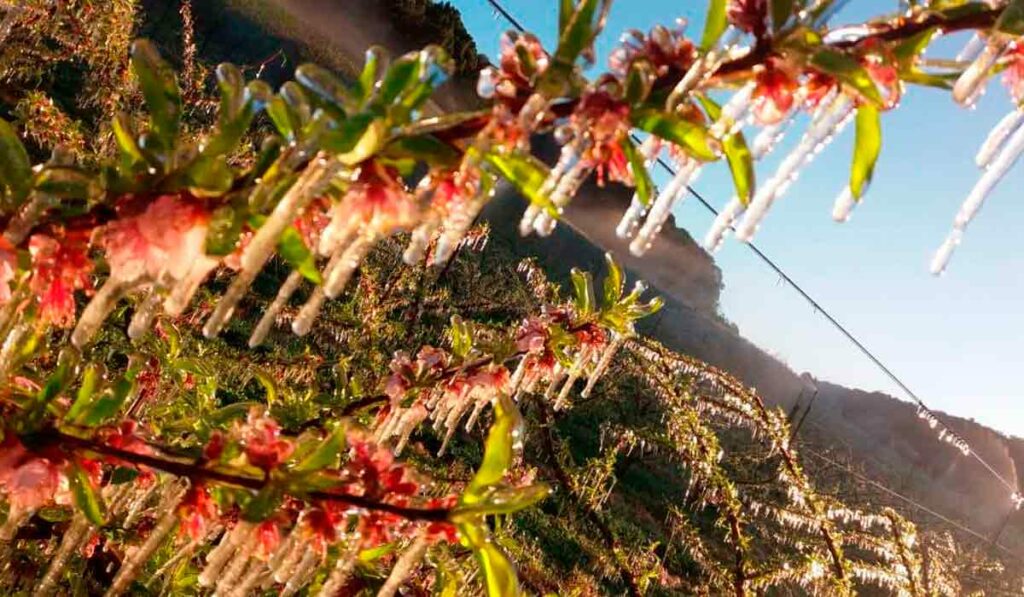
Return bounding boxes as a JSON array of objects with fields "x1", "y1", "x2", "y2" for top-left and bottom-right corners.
[
  {"x1": 324, "y1": 230, "x2": 376, "y2": 299},
  {"x1": 272, "y1": 530, "x2": 307, "y2": 583},
  {"x1": 279, "y1": 549, "x2": 321, "y2": 597},
  {"x1": 377, "y1": 532, "x2": 430, "y2": 597},
  {"x1": 163, "y1": 257, "x2": 216, "y2": 316},
  {"x1": 200, "y1": 522, "x2": 255, "y2": 587},
  {"x1": 404, "y1": 217, "x2": 441, "y2": 265},
  {"x1": 319, "y1": 205, "x2": 361, "y2": 257},
  {"x1": 205, "y1": 157, "x2": 339, "y2": 338},
  {"x1": 752, "y1": 117, "x2": 792, "y2": 160},
  {"x1": 128, "y1": 291, "x2": 162, "y2": 340},
  {"x1": 953, "y1": 37, "x2": 1008, "y2": 106},
  {"x1": 395, "y1": 404, "x2": 429, "y2": 455},
  {"x1": 832, "y1": 186, "x2": 857, "y2": 222},
  {"x1": 629, "y1": 160, "x2": 698, "y2": 256},
  {"x1": 956, "y1": 33, "x2": 985, "y2": 63},
  {"x1": 292, "y1": 244, "x2": 347, "y2": 336},
  {"x1": 226, "y1": 558, "x2": 268, "y2": 597},
  {"x1": 554, "y1": 346, "x2": 592, "y2": 410},
  {"x1": 929, "y1": 228, "x2": 963, "y2": 276},
  {"x1": 464, "y1": 397, "x2": 490, "y2": 432},
  {"x1": 581, "y1": 335, "x2": 624, "y2": 398},
  {"x1": 249, "y1": 270, "x2": 304, "y2": 347},
  {"x1": 702, "y1": 196, "x2": 744, "y2": 252},
  {"x1": 709, "y1": 82, "x2": 756, "y2": 139},
  {"x1": 2, "y1": 194, "x2": 52, "y2": 247},
  {"x1": 213, "y1": 537, "x2": 256, "y2": 597},
  {"x1": 976, "y1": 108, "x2": 1024, "y2": 169},
  {"x1": 122, "y1": 482, "x2": 160, "y2": 529},
  {"x1": 0, "y1": 503, "x2": 32, "y2": 542},
  {"x1": 735, "y1": 94, "x2": 854, "y2": 242},
  {"x1": 105, "y1": 483, "x2": 187, "y2": 597},
  {"x1": 35, "y1": 513, "x2": 94, "y2": 596},
  {"x1": 616, "y1": 193, "x2": 648, "y2": 239},
  {"x1": 72, "y1": 277, "x2": 130, "y2": 348},
  {"x1": 0, "y1": 320, "x2": 30, "y2": 381},
  {"x1": 543, "y1": 364, "x2": 566, "y2": 401},
  {"x1": 316, "y1": 540, "x2": 360, "y2": 597},
  {"x1": 508, "y1": 357, "x2": 528, "y2": 397}
]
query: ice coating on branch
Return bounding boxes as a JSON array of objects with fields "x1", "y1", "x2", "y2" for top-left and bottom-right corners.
[
  {"x1": 953, "y1": 37, "x2": 1008, "y2": 107},
  {"x1": 378, "y1": 532, "x2": 430, "y2": 597},
  {"x1": 629, "y1": 159, "x2": 699, "y2": 256},
  {"x1": 249, "y1": 270, "x2": 303, "y2": 347},
  {"x1": 932, "y1": 115, "x2": 1024, "y2": 274},
  {"x1": 832, "y1": 186, "x2": 857, "y2": 223},
  {"x1": 703, "y1": 196, "x2": 745, "y2": 252},
  {"x1": 975, "y1": 108, "x2": 1024, "y2": 169},
  {"x1": 735, "y1": 94, "x2": 854, "y2": 242}
]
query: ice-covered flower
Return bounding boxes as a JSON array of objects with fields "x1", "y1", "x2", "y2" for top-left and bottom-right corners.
[
  {"x1": 1003, "y1": 44, "x2": 1024, "y2": 103},
  {"x1": 241, "y1": 410, "x2": 295, "y2": 471},
  {"x1": 478, "y1": 31, "x2": 549, "y2": 100},
  {"x1": 573, "y1": 90, "x2": 633, "y2": 186},
  {"x1": 609, "y1": 25, "x2": 696, "y2": 78},
  {"x1": 331, "y1": 161, "x2": 414, "y2": 236},
  {"x1": 728, "y1": 0, "x2": 767, "y2": 35},
  {"x1": 102, "y1": 194, "x2": 217, "y2": 286},
  {"x1": 0, "y1": 436, "x2": 63, "y2": 510},
  {"x1": 860, "y1": 39, "x2": 901, "y2": 108},
  {"x1": 752, "y1": 59, "x2": 798, "y2": 125},
  {"x1": 802, "y1": 72, "x2": 837, "y2": 110},
  {"x1": 515, "y1": 316, "x2": 550, "y2": 354},
  {"x1": 177, "y1": 485, "x2": 219, "y2": 542},
  {"x1": 28, "y1": 228, "x2": 94, "y2": 327}
]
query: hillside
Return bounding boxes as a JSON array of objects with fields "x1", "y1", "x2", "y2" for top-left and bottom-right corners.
[{"x1": 250, "y1": 0, "x2": 1024, "y2": 550}]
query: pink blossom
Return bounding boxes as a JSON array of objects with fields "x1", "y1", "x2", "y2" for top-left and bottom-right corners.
[
  {"x1": 752, "y1": 59, "x2": 798, "y2": 125},
  {"x1": 177, "y1": 485, "x2": 219, "y2": 542},
  {"x1": 515, "y1": 317, "x2": 550, "y2": 354},
  {"x1": 573, "y1": 91, "x2": 633, "y2": 186},
  {"x1": 331, "y1": 161, "x2": 414, "y2": 236},
  {"x1": 728, "y1": 0, "x2": 767, "y2": 35},
  {"x1": 103, "y1": 194, "x2": 217, "y2": 285},
  {"x1": 1004, "y1": 45, "x2": 1024, "y2": 103},
  {"x1": 28, "y1": 228, "x2": 94, "y2": 328},
  {"x1": 241, "y1": 410, "x2": 294, "y2": 471},
  {"x1": 0, "y1": 436, "x2": 62, "y2": 511},
  {"x1": 0, "y1": 237, "x2": 16, "y2": 305},
  {"x1": 609, "y1": 25, "x2": 695, "y2": 78}
]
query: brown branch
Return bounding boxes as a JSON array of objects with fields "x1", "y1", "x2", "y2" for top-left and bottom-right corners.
[{"x1": 32, "y1": 427, "x2": 451, "y2": 523}]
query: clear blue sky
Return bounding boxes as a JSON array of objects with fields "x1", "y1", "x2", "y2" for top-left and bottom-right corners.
[{"x1": 450, "y1": 0, "x2": 1024, "y2": 436}]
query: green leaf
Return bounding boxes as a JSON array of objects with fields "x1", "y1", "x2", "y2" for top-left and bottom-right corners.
[
  {"x1": 277, "y1": 225, "x2": 322, "y2": 284},
  {"x1": 66, "y1": 363, "x2": 104, "y2": 422},
  {"x1": 602, "y1": 253, "x2": 624, "y2": 305},
  {"x1": 451, "y1": 483, "x2": 551, "y2": 518},
  {"x1": 902, "y1": 69, "x2": 955, "y2": 90},
  {"x1": 293, "y1": 424, "x2": 347, "y2": 472},
  {"x1": 209, "y1": 402, "x2": 261, "y2": 426},
  {"x1": 570, "y1": 268, "x2": 596, "y2": 315},
  {"x1": 463, "y1": 394, "x2": 523, "y2": 503},
  {"x1": 810, "y1": 48, "x2": 884, "y2": 108},
  {"x1": 205, "y1": 203, "x2": 246, "y2": 256},
  {"x1": 770, "y1": 0, "x2": 797, "y2": 32},
  {"x1": 482, "y1": 151, "x2": 557, "y2": 214},
  {"x1": 849, "y1": 104, "x2": 881, "y2": 199},
  {"x1": 109, "y1": 466, "x2": 140, "y2": 485},
  {"x1": 996, "y1": 0, "x2": 1024, "y2": 36},
  {"x1": 251, "y1": 369, "x2": 279, "y2": 405},
  {"x1": 624, "y1": 60, "x2": 655, "y2": 106},
  {"x1": 723, "y1": 131, "x2": 755, "y2": 205},
  {"x1": 33, "y1": 167, "x2": 94, "y2": 200},
  {"x1": 359, "y1": 542, "x2": 397, "y2": 563},
  {"x1": 382, "y1": 134, "x2": 459, "y2": 167},
  {"x1": 892, "y1": 27, "x2": 935, "y2": 67},
  {"x1": 71, "y1": 376, "x2": 136, "y2": 427},
  {"x1": 185, "y1": 155, "x2": 234, "y2": 197},
  {"x1": 378, "y1": 56, "x2": 419, "y2": 106},
  {"x1": 458, "y1": 522, "x2": 522, "y2": 597},
  {"x1": 131, "y1": 40, "x2": 182, "y2": 144},
  {"x1": 295, "y1": 64, "x2": 349, "y2": 118},
  {"x1": 356, "y1": 47, "x2": 384, "y2": 103},
  {"x1": 112, "y1": 113, "x2": 146, "y2": 165},
  {"x1": 241, "y1": 484, "x2": 284, "y2": 522},
  {"x1": 619, "y1": 138, "x2": 654, "y2": 208},
  {"x1": 553, "y1": 0, "x2": 610, "y2": 67},
  {"x1": 0, "y1": 118, "x2": 32, "y2": 206},
  {"x1": 268, "y1": 96, "x2": 300, "y2": 141},
  {"x1": 69, "y1": 461, "x2": 105, "y2": 526},
  {"x1": 449, "y1": 315, "x2": 473, "y2": 359},
  {"x1": 631, "y1": 108, "x2": 717, "y2": 162},
  {"x1": 701, "y1": 0, "x2": 728, "y2": 50},
  {"x1": 320, "y1": 113, "x2": 383, "y2": 165}
]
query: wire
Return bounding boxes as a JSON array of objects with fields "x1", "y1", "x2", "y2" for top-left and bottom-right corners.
[{"x1": 484, "y1": 0, "x2": 1020, "y2": 497}]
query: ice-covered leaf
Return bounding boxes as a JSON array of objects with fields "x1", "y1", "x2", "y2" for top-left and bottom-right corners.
[
  {"x1": 602, "y1": 253, "x2": 625, "y2": 305},
  {"x1": 701, "y1": 0, "x2": 728, "y2": 50},
  {"x1": 70, "y1": 460, "x2": 105, "y2": 526},
  {"x1": 482, "y1": 151, "x2": 557, "y2": 214},
  {"x1": 0, "y1": 118, "x2": 32, "y2": 207},
  {"x1": 570, "y1": 268, "x2": 596, "y2": 315},
  {"x1": 619, "y1": 137, "x2": 654, "y2": 207},
  {"x1": 277, "y1": 225, "x2": 322, "y2": 284},
  {"x1": 850, "y1": 104, "x2": 881, "y2": 198},
  {"x1": 810, "y1": 48, "x2": 884, "y2": 108},
  {"x1": 631, "y1": 108, "x2": 717, "y2": 162},
  {"x1": 723, "y1": 131, "x2": 755, "y2": 205},
  {"x1": 131, "y1": 40, "x2": 182, "y2": 145}
]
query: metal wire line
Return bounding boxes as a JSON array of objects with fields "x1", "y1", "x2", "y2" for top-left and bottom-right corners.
[{"x1": 483, "y1": 0, "x2": 1020, "y2": 496}]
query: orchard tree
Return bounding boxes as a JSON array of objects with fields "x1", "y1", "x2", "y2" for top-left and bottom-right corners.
[{"x1": 0, "y1": 0, "x2": 1022, "y2": 595}]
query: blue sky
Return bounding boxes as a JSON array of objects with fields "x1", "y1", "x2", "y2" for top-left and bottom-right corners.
[{"x1": 450, "y1": 1, "x2": 1024, "y2": 436}]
